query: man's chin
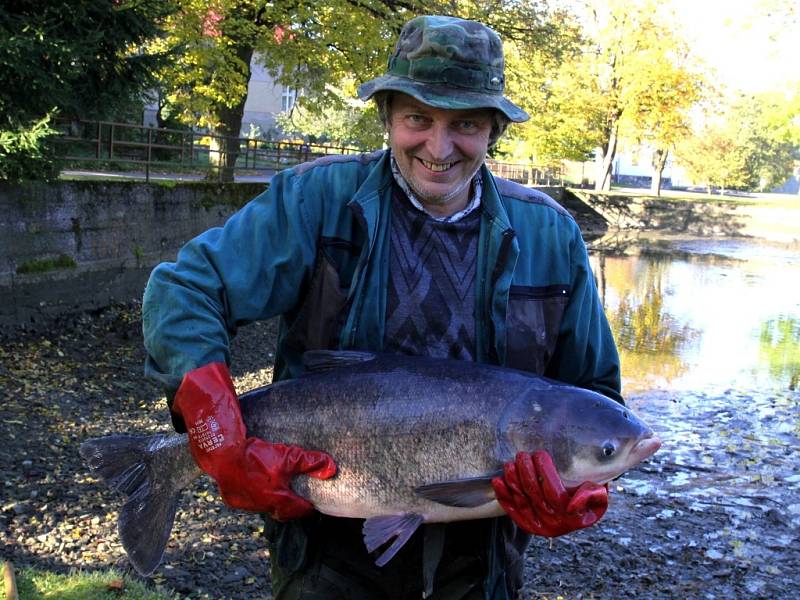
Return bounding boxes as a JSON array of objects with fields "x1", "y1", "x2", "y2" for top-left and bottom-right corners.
[{"x1": 410, "y1": 182, "x2": 469, "y2": 211}]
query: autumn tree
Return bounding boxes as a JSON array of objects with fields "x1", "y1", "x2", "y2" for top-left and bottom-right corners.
[
  {"x1": 618, "y1": 18, "x2": 705, "y2": 195},
  {"x1": 154, "y1": 0, "x2": 422, "y2": 180},
  {"x1": 276, "y1": 78, "x2": 386, "y2": 149},
  {"x1": 496, "y1": 18, "x2": 602, "y2": 166},
  {"x1": 674, "y1": 123, "x2": 749, "y2": 194},
  {"x1": 675, "y1": 92, "x2": 799, "y2": 193},
  {"x1": 735, "y1": 92, "x2": 799, "y2": 190},
  {"x1": 567, "y1": 0, "x2": 704, "y2": 191}
]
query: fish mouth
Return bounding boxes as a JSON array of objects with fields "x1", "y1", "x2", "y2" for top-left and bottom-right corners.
[{"x1": 630, "y1": 434, "x2": 662, "y2": 462}]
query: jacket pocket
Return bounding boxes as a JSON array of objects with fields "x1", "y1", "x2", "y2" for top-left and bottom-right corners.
[
  {"x1": 283, "y1": 238, "x2": 360, "y2": 352},
  {"x1": 505, "y1": 285, "x2": 569, "y2": 374}
]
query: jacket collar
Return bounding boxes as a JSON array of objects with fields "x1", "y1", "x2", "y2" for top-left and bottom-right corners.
[
  {"x1": 347, "y1": 150, "x2": 392, "y2": 241},
  {"x1": 478, "y1": 163, "x2": 513, "y2": 232}
]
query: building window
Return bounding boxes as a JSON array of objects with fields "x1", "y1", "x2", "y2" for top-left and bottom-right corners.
[{"x1": 281, "y1": 86, "x2": 297, "y2": 112}]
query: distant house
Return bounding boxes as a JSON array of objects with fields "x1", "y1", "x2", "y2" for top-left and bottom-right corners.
[
  {"x1": 609, "y1": 148, "x2": 689, "y2": 189},
  {"x1": 562, "y1": 148, "x2": 688, "y2": 189},
  {"x1": 143, "y1": 55, "x2": 298, "y2": 140}
]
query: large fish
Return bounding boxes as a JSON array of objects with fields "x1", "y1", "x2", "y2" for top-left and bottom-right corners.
[{"x1": 81, "y1": 351, "x2": 660, "y2": 579}]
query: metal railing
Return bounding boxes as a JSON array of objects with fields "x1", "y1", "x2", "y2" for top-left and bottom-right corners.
[
  {"x1": 52, "y1": 119, "x2": 360, "y2": 182},
  {"x1": 485, "y1": 158, "x2": 563, "y2": 186},
  {"x1": 52, "y1": 119, "x2": 561, "y2": 185}
]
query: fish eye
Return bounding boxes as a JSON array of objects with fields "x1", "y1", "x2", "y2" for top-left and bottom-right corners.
[{"x1": 602, "y1": 442, "x2": 616, "y2": 457}]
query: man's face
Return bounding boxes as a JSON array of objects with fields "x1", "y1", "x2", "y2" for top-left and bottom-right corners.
[{"x1": 387, "y1": 93, "x2": 493, "y2": 217}]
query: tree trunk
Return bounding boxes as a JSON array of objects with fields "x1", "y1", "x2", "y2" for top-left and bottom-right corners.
[
  {"x1": 596, "y1": 119, "x2": 619, "y2": 192},
  {"x1": 211, "y1": 44, "x2": 254, "y2": 183},
  {"x1": 650, "y1": 148, "x2": 669, "y2": 196}
]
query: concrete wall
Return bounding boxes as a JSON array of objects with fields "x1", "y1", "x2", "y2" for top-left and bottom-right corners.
[{"x1": 0, "y1": 181, "x2": 265, "y2": 329}]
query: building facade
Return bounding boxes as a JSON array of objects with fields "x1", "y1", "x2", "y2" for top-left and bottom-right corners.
[{"x1": 144, "y1": 55, "x2": 298, "y2": 140}]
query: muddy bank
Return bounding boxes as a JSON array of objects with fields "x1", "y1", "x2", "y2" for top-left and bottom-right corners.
[
  {"x1": 569, "y1": 189, "x2": 800, "y2": 244},
  {"x1": 1, "y1": 304, "x2": 798, "y2": 599}
]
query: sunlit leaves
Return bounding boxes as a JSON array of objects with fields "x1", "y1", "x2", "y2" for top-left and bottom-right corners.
[
  {"x1": 277, "y1": 79, "x2": 386, "y2": 148},
  {"x1": 674, "y1": 92, "x2": 800, "y2": 192}
]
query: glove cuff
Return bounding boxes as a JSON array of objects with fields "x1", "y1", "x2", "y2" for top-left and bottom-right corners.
[{"x1": 172, "y1": 362, "x2": 247, "y2": 477}]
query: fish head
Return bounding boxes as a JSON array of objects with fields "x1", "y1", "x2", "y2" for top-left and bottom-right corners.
[{"x1": 500, "y1": 385, "x2": 661, "y2": 488}]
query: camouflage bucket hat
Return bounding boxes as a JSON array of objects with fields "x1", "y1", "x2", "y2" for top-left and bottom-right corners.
[{"x1": 357, "y1": 15, "x2": 529, "y2": 122}]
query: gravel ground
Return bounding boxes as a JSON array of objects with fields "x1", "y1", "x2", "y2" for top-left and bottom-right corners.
[{"x1": 1, "y1": 304, "x2": 798, "y2": 599}]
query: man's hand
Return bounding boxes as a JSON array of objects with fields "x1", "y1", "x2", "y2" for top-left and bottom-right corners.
[
  {"x1": 492, "y1": 451, "x2": 608, "y2": 537},
  {"x1": 172, "y1": 362, "x2": 336, "y2": 520}
]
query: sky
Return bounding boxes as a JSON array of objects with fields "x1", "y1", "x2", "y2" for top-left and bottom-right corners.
[{"x1": 668, "y1": 0, "x2": 800, "y2": 94}]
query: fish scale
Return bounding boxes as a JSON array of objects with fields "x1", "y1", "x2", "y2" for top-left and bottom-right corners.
[{"x1": 244, "y1": 366, "x2": 515, "y2": 517}]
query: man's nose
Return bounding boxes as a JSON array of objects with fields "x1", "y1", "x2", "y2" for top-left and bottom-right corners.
[{"x1": 425, "y1": 123, "x2": 454, "y2": 159}]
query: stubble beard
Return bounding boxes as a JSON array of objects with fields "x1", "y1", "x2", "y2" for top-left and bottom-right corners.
[{"x1": 404, "y1": 158, "x2": 484, "y2": 214}]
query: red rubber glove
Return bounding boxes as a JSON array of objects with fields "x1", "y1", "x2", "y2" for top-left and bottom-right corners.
[
  {"x1": 172, "y1": 362, "x2": 336, "y2": 520},
  {"x1": 492, "y1": 451, "x2": 608, "y2": 537}
]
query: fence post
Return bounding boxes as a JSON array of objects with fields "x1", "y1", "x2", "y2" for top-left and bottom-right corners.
[
  {"x1": 108, "y1": 123, "x2": 114, "y2": 162},
  {"x1": 146, "y1": 127, "x2": 152, "y2": 183},
  {"x1": 96, "y1": 122, "x2": 102, "y2": 159}
]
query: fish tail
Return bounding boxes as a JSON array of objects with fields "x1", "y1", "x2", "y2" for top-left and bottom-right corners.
[{"x1": 80, "y1": 433, "x2": 197, "y2": 576}]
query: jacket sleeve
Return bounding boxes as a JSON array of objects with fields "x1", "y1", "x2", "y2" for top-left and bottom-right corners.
[
  {"x1": 142, "y1": 171, "x2": 319, "y2": 411},
  {"x1": 546, "y1": 226, "x2": 623, "y2": 404}
]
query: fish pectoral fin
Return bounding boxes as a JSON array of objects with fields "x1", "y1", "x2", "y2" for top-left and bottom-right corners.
[
  {"x1": 302, "y1": 350, "x2": 377, "y2": 373},
  {"x1": 362, "y1": 513, "x2": 424, "y2": 567},
  {"x1": 413, "y1": 473, "x2": 500, "y2": 508}
]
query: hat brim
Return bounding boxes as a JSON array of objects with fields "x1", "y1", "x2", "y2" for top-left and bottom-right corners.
[{"x1": 358, "y1": 75, "x2": 529, "y2": 123}]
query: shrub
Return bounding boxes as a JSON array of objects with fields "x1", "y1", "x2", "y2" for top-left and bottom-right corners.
[{"x1": 0, "y1": 114, "x2": 60, "y2": 182}]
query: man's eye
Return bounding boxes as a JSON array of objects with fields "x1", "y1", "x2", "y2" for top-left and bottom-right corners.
[
  {"x1": 455, "y1": 120, "x2": 479, "y2": 131},
  {"x1": 407, "y1": 114, "x2": 428, "y2": 125}
]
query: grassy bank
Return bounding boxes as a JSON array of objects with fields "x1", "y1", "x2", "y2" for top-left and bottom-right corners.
[{"x1": 0, "y1": 563, "x2": 175, "y2": 600}]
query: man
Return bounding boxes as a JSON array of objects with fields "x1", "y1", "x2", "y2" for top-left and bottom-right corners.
[{"x1": 142, "y1": 15, "x2": 621, "y2": 600}]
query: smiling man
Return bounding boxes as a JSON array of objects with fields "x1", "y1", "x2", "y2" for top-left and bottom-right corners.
[{"x1": 143, "y1": 14, "x2": 622, "y2": 600}]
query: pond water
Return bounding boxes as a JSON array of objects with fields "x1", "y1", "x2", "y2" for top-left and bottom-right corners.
[{"x1": 587, "y1": 233, "x2": 800, "y2": 549}]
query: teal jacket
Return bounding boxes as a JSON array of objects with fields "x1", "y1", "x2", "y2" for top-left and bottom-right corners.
[{"x1": 143, "y1": 150, "x2": 621, "y2": 410}]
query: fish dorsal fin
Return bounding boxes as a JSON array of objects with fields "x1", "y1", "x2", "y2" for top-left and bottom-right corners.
[
  {"x1": 362, "y1": 513, "x2": 424, "y2": 567},
  {"x1": 302, "y1": 350, "x2": 377, "y2": 373},
  {"x1": 414, "y1": 474, "x2": 500, "y2": 508}
]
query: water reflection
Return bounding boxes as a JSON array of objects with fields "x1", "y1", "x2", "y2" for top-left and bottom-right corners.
[
  {"x1": 593, "y1": 253, "x2": 698, "y2": 394},
  {"x1": 587, "y1": 234, "x2": 800, "y2": 533},
  {"x1": 589, "y1": 234, "x2": 800, "y2": 395},
  {"x1": 759, "y1": 317, "x2": 800, "y2": 390}
]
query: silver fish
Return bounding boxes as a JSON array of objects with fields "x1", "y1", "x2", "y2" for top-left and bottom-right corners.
[{"x1": 80, "y1": 351, "x2": 660, "y2": 577}]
